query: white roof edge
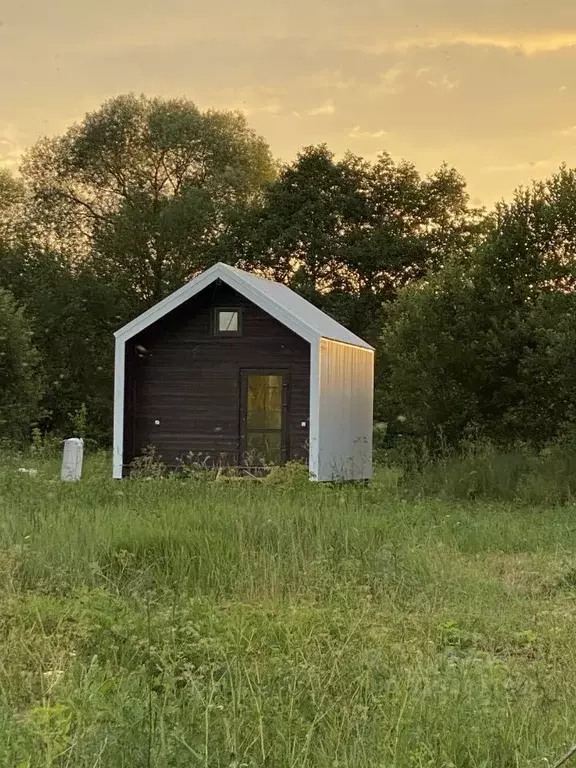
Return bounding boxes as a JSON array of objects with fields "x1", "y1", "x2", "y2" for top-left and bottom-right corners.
[
  {"x1": 114, "y1": 262, "x2": 222, "y2": 341},
  {"x1": 114, "y1": 262, "x2": 373, "y2": 350},
  {"x1": 224, "y1": 271, "x2": 319, "y2": 344},
  {"x1": 320, "y1": 336, "x2": 375, "y2": 351}
]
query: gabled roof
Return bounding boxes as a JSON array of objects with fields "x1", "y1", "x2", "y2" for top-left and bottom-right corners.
[{"x1": 114, "y1": 262, "x2": 374, "y2": 350}]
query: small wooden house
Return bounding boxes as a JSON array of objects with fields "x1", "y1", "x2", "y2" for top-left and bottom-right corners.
[{"x1": 113, "y1": 263, "x2": 374, "y2": 481}]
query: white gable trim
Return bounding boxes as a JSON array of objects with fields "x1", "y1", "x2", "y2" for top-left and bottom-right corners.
[
  {"x1": 112, "y1": 338, "x2": 125, "y2": 479},
  {"x1": 116, "y1": 263, "x2": 318, "y2": 345}
]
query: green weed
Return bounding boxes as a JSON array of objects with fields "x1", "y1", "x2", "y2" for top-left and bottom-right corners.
[{"x1": 0, "y1": 454, "x2": 575, "y2": 765}]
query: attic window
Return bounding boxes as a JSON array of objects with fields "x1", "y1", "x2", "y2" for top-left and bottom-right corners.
[{"x1": 214, "y1": 308, "x2": 242, "y2": 336}]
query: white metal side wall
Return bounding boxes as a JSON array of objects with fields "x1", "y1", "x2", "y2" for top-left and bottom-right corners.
[{"x1": 316, "y1": 339, "x2": 374, "y2": 481}]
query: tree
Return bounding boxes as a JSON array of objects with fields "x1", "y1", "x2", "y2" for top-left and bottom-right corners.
[
  {"x1": 378, "y1": 165, "x2": 576, "y2": 446},
  {"x1": 508, "y1": 291, "x2": 576, "y2": 441},
  {"x1": 21, "y1": 94, "x2": 276, "y2": 310},
  {"x1": 0, "y1": 170, "x2": 27, "y2": 268},
  {"x1": 0, "y1": 168, "x2": 25, "y2": 235},
  {"x1": 0, "y1": 243, "x2": 128, "y2": 443},
  {"x1": 231, "y1": 145, "x2": 484, "y2": 343},
  {"x1": 378, "y1": 258, "x2": 525, "y2": 443},
  {"x1": 0, "y1": 288, "x2": 43, "y2": 444}
]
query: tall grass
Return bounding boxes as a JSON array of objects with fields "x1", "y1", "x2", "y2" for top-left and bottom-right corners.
[
  {"x1": 1, "y1": 452, "x2": 576, "y2": 765},
  {"x1": 387, "y1": 431, "x2": 576, "y2": 505}
]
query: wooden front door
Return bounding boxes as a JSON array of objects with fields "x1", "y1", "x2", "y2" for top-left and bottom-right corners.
[{"x1": 240, "y1": 371, "x2": 289, "y2": 467}]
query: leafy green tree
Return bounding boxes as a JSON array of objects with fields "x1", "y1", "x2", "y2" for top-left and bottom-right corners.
[
  {"x1": 232, "y1": 145, "x2": 484, "y2": 343},
  {"x1": 8, "y1": 95, "x2": 276, "y2": 442},
  {"x1": 0, "y1": 244, "x2": 127, "y2": 443},
  {"x1": 378, "y1": 258, "x2": 523, "y2": 442},
  {"x1": 21, "y1": 94, "x2": 276, "y2": 310},
  {"x1": 508, "y1": 291, "x2": 576, "y2": 441},
  {"x1": 0, "y1": 168, "x2": 25, "y2": 235},
  {"x1": 379, "y1": 165, "x2": 576, "y2": 446},
  {"x1": 0, "y1": 288, "x2": 43, "y2": 444}
]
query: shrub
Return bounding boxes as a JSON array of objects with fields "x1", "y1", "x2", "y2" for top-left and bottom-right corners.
[
  {"x1": 264, "y1": 460, "x2": 310, "y2": 486},
  {"x1": 0, "y1": 288, "x2": 43, "y2": 445},
  {"x1": 128, "y1": 446, "x2": 167, "y2": 478}
]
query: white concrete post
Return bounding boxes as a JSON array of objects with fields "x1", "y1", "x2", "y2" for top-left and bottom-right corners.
[{"x1": 61, "y1": 438, "x2": 84, "y2": 482}]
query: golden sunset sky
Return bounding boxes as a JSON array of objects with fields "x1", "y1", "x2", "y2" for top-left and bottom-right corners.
[{"x1": 1, "y1": 0, "x2": 575, "y2": 205}]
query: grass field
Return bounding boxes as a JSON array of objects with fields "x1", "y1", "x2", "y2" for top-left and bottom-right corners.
[{"x1": 2, "y1": 452, "x2": 576, "y2": 767}]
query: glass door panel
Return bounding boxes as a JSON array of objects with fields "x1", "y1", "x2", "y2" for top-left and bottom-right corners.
[{"x1": 242, "y1": 373, "x2": 287, "y2": 465}]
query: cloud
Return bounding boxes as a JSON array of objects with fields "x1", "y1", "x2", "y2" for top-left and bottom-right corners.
[
  {"x1": 60, "y1": 1, "x2": 576, "y2": 60},
  {"x1": 408, "y1": 31, "x2": 576, "y2": 55},
  {"x1": 348, "y1": 125, "x2": 388, "y2": 139},
  {"x1": 303, "y1": 69, "x2": 355, "y2": 90},
  {"x1": 559, "y1": 125, "x2": 576, "y2": 136},
  {"x1": 307, "y1": 101, "x2": 335, "y2": 116},
  {"x1": 0, "y1": 125, "x2": 24, "y2": 170},
  {"x1": 240, "y1": 100, "x2": 284, "y2": 116},
  {"x1": 484, "y1": 160, "x2": 549, "y2": 173},
  {"x1": 14, "y1": 0, "x2": 576, "y2": 68},
  {"x1": 414, "y1": 65, "x2": 459, "y2": 90},
  {"x1": 357, "y1": 30, "x2": 576, "y2": 56},
  {"x1": 220, "y1": 85, "x2": 288, "y2": 117},
  {"x1": 426, "y1": 73, "x2": 460, "y2": 90},
  {"x1": 378, "y1": 65, "x2": 404, "y2": 94}
]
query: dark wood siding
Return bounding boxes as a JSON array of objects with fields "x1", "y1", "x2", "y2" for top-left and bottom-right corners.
[{"x1": 123, "y1": 281, "x2": 310, "y2": 472}]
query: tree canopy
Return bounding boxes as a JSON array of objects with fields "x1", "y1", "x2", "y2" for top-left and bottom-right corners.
[
  {"x1": 2, "y1": 93, "x2": 576, "y2": 449},
  {"x1": 231, "y1": 145, "x2": 484, "y2": 343},
  {"x1": 21, "y1": 94, "x2": 276, "y2": 309},
  {"x1": 0, "y1": 288, "x2": 43, "y2": 444},
  {"x1": 378, "y1": 167, "x2": 576, "y2": 446}
]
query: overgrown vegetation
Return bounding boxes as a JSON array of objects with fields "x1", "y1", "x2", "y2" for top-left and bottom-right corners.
[
  {"x1": 4, "y1": 93, "x2": 576, "y2": 762},
  {"x1": 1, "y1": 452, "x2": 576, "y2": 766},
  {"x1": 379, "y1": 169, "x2": 576, "y2": 448},
  {"x1": 1, "y1": 93, "x2": 487, "y2": 445},
  {"x1": 3, "y1": 94, "x2": 576, "y2": 452},
  {"x1": 386, "y1": 430, "x2": 576, "y2": 505},
  {"x1": 0, "y1": 287, "x2": 43, "y2": 444}
]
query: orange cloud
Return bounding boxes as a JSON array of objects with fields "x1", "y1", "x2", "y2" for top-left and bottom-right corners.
[
  {"x1": 0, "y1": 126, "x2": 24, "y2": 171},
  {"x1": 348, "y1": 125, "x2": 388, "y2": 139},
  {"x1": 484, "y1": 160, "x2": 550, "y2": 174},
  {"x1": 307, "y1": 101, "x2": 335, "y2": 116},
  {"x1": 390, "y1": 30, "x2": 576, "y2": 55},
  {"x1": 240, "y1": 100, "x2": 284, "y2": 116},
  {"x1": 426, "y1": 74, "x2": 459, "y2": 90}
]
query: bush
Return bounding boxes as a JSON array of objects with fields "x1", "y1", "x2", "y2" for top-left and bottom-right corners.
[{"x1": 0, "y1": 288, "x2": 43, "y2": 445}]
